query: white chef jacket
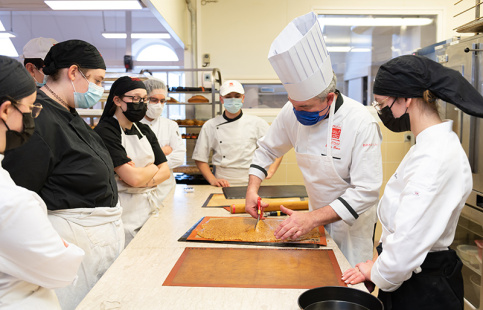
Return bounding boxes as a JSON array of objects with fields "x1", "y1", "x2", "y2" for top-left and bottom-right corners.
[
  {"x1": 250, "y1": 95, "x2": 382, "y2": 226},
  {"x1": 0, "y1": 155, "x2": 84, "y2": 309},
  {"x1": 141, "y1": 116, "x2": 186, "y2": 200},
  {"x1": 140, "y1": 116, "x2": 186, "y2": 170},
  {"x1": 371, "y1": 120, "x2": 472, "y2": 292},
  {"x1": 192, "y1": 111, "x2": 269, "y2": 184}
]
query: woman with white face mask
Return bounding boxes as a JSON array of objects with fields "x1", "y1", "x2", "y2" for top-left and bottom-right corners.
[
  {"x1": 192, "y1": 80, "x2": 282, "y2": 187},
  {"x1": 140, "y1": 78, "x2": 186, "y2": 201},
  {"x1": 2, "y1": 40, "x2": 125, "y2": 310},
  {"x1": 0, "y1": 55, "x2": 84, "y2": 310}
]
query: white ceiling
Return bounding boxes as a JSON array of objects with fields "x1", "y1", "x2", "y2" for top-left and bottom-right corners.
[{"x1": 0, "y1": 0, "x2": 183, "y2": 68}]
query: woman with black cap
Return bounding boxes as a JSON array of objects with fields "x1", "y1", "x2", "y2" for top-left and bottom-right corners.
[
  {"x1": 2, "y1": 40, "x2": 124, "y2": 310},
  {"x1": 0, "y1": 55, "x2": 84, "y2": 309},
  {"x1": 342, "y1": 55, "x2": 483, "y2": 309},
  {"x1": 95, "y1": 76, "x2": 169, "y2": 246}
]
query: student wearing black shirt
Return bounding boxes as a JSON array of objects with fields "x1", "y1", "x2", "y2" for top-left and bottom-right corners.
[
  {"x1": 95, "y1": 76, "x2": 169, "y2": 246},
  {"x1": 2, "y1": 40, "x2": 124, "y2": 310}
]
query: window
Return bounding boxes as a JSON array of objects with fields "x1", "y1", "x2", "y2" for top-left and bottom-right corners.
[{"x1": 136, "y1": 43, "x2": 178, "y2": 62}]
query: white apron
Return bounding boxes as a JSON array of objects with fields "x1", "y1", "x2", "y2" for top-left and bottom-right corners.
[
  {"x1": 0, "y1": 282, "x2": 60, "y2": 310},
  {"x1": 117, "y1": 123, "x2": 163, "y2": 246},
  {"x1": 295, "y1": 102, "x2": 376, "y2": 267},
  {"x1": 155, "y1": 171, "x2": 176, "y2": 202},
  {"x1": 47, "y1": 204, "x2": 124, "y2": 310},
  {"x1": 215, "y1": 166, "x2": 250, "y2": 186}
]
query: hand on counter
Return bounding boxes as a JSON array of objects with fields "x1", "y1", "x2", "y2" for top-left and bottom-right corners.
[
  {"x1": 210, "y1": 178, "x2": 230, "y2": 187},
  {"x1": 342, "y1": 260, "x2": 374, "y2": 291},
  {"x1": 274, "y1": 205, "x2": 316, "y2": 240}
]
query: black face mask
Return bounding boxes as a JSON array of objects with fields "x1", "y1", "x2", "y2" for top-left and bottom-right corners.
[
  {"x1": 377, "y1": 105, "x2": 411, "y2": 132},
  {"x1": 2, "y1": 112, "x2": 35, "y2": 151},
  {"x1": 123, "y1": 102, "x2": 147, "y2": 123}
]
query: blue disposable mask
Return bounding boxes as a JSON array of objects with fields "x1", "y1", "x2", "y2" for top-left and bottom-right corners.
[
  {"x1": 293, "y1": 104, "x2": 330, "y2": 126},
  {"x1": 36, "y1": 74, "x2": 48, "y2": 88},
  {"x1": 71, "y1": 71, "x2": 104, "y2": 109},
  {"x1": 223, "y1": 98, "x2": 243, "y2": 113}
]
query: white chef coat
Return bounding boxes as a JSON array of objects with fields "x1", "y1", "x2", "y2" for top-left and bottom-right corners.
[
  {"x1": 0, "y1": 155, "x2": 84, "y2": 310},
  {"x1": 141, "y1": 116, "x2": 186, "y2": 201},
  {"x1": 193, "y1": 111, "x2": 270, "y2": 186},
  {"x1": 371, "y1": 120, "x2": 472, "y2": 292},
  {"x1": 250, "y1": 94, "x2": 382, "y2": 265}
]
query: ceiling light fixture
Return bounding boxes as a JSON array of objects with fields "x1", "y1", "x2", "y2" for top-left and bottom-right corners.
[
  {"x1": 102, "y1": 32, "x2": 171, "y2": 39},
  {"x1": 0, "y1": 31, "x2": 16, "y2": 38},
  {"x1": 326, "y1": 46, "x2": 371, "y2": 53},
  {"x1": 319, "y1": 17, "x2": 433, "y2": 27},
  {"x1": 44, "y1": 1, "x2": 142, "y2": 10}
]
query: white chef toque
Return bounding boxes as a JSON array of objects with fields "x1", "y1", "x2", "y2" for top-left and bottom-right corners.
[
  {"x1": 268, "y1": 12, "x2": 333, "y2": 101},
  {"x1": 22, "y1": 37, "x2": 58, "y2": 60}
]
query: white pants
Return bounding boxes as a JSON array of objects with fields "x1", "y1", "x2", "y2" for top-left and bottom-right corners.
[{"x1": 47, "y1": 205, "x2": 124, "y2": 310}]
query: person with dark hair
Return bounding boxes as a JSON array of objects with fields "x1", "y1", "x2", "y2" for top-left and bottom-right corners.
[
  {"x1": 2, "y1": 40, "x2": 124, "y2": 310},
  {"x1": 342, "y1": 55, "x2": 483, "y2": 310},
  {"x1": 0, "y1": 55, "x2": 84, "y2": 309},
  {"x1": 22, "y1": 37, "x2": 57, "y2": 87},
  {"x1": 95, "y1": 76, "x2": 170, "y2": 246}
]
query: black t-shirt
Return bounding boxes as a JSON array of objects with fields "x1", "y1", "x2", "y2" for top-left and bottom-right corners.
[
  {"x1": 94, "y1": 116, "x2": 166, "y2": 168},
  {"x1": 2, "y1": 90, "x2": 119, "y2": 210}
]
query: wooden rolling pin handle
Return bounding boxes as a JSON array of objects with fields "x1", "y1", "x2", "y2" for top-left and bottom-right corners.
[{"x1": 230, "y1": 200, "x2": 308, "y2": 214}]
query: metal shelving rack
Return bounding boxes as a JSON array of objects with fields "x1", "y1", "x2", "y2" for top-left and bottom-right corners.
[{"x1": 140, "y1": 68, "x2": 223, "y2": 118}]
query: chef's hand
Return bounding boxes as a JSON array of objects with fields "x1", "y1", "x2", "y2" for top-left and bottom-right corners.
[
  {"x1": 245, "y1": 191, "x2": 268, "y2": 219},
  {"x1": 210, "y1": 178, "x2": 230, "y2": 187},
  {"x1": 342, "y1": 260, "x2": 374, "y2": 286},
  {"x1": 274, "y1": 206, "x2": 315, "y2": 240}
]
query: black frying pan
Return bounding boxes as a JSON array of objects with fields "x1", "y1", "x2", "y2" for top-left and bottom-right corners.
[{"x1": 298, "y1": 286, "x2": 383, "y2": 310}]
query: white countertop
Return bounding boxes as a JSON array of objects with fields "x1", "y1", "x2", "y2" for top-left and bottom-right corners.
[{"x1": 76, "y1": 185, "x2": 365, "y2": 310}]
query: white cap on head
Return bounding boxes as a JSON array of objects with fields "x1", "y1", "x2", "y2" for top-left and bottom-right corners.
[
  {"x1": 268, "y1": 12, "x2": 333, "y2": 101},
  {"x1": 220, "y1": 80, "x2": 245, "y2": 96},
  {"x1": 22, "y1": 37, "x2": 58, "y2": 60}
]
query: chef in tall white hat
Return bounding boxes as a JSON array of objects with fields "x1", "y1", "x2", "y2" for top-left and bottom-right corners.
[
  {"x1": 245, "y1": 12, "x2": 383, "y2": 267},
  {"x1": 22, "y1": 37, "x2": 58, "y2": 87}
]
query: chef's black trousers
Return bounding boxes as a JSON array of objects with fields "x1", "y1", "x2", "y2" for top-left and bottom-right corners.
[{"x1": 377, "y1": 244, "x2": 463, "y2": 310}]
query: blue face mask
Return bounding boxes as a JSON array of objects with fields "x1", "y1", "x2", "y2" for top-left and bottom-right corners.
[
  {"x1": 223, "y1": 98, "x2": 243, "y2": 113},
  {"x1": 71, "y1": 71, "x2": 104, "y2": 109},
  {"x1": 36, "y1": 74, "x2": 48, "y2": 88},
  {"x1": 293, "y1": 104, "x2": 330, "y2": 126}
]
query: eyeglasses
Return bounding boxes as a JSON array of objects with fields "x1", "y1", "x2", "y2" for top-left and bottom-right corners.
[
  {"x1": 1, "y1": 96, "x2": 43, "y2": 118},
  {"x1": 148, "y1": 97, "x2": 166, "y2": 104},
  {"x1": 371, "y1": 96, "x2": 396, "y2": 112},
  {"x1": 122, "y1": 95, "x2": 148, "y2": 105}
]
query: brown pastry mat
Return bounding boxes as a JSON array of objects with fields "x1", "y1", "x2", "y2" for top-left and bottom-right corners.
[
  {"x1": 163, "y1": 247, "x2": 346, "y2": 289},
  {"x1": 180, "y1": 216, "x2": 326, "y2": 247}
]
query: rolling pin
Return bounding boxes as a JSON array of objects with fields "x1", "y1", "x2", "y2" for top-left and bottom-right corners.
[{"x1": 230, "y1": 199, "x2": 308, "y2": 214}]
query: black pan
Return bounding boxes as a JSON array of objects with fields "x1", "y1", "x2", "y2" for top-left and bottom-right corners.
[{"x1": 298, "y1": 286, "x2": 383, "y2": 310}]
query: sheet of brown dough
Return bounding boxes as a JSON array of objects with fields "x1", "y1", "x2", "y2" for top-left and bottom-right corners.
[{"x1": 197, "y1": 217, "x2": 320, "y2": 242}]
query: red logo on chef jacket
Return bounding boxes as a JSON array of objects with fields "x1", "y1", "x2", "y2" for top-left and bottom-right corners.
[{"x1": 331, "y1": 125, "x2": 341, "y2": 150}]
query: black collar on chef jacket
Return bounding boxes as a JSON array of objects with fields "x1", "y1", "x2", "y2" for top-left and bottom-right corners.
[
  {"x1": 220, "y1": 109, "x2": 243, "y2": 124},
  {"x1": 326, "y1": 89, "x2": 343, "y2": 119}
]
